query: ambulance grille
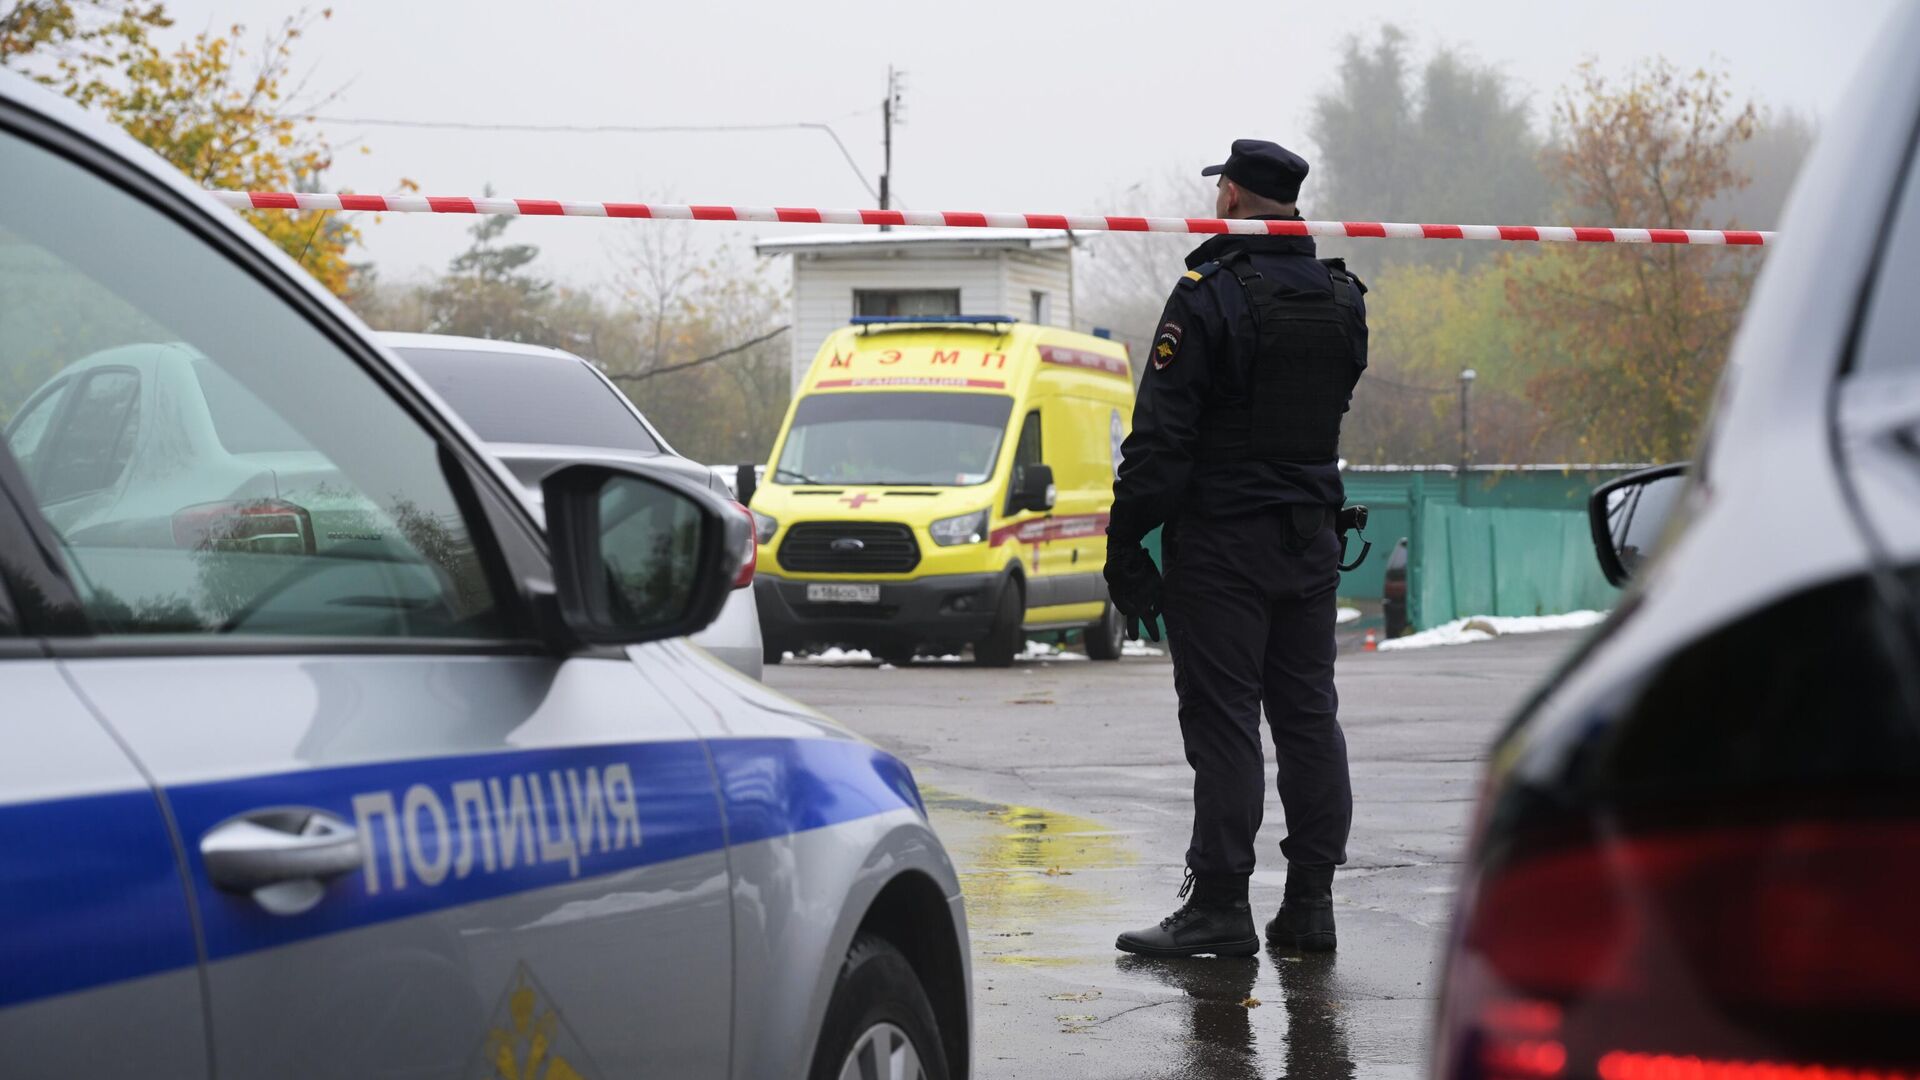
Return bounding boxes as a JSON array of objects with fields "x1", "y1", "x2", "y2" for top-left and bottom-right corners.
[{"x1": 779, "y1": 522, "x2": 921, "y2": 573}]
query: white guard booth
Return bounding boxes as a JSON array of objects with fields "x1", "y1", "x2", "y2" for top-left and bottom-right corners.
[{"x1": 754, "y1": 229, "x2": 1076, "y2": 389}]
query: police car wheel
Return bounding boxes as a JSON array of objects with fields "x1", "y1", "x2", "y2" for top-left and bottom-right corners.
[
  {"x1": 973, "y1": 579, "x2": 1023, "y2": 668},
  {"x1": 810, "y1": 933, "x2": 948, "y2": 1080},
  {"x1": 1086, "y1": 602, "x2": 1125, "y2": 661}
]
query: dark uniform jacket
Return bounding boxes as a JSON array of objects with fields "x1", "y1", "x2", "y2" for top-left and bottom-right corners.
[{"x1": 1108, "y1": 219, "x2": 1368, "y2": 548}]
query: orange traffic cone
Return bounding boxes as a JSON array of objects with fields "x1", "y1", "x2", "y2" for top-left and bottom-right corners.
[{"x1": 1363, "y1": 628, "x2": 1378, "y2": 652}]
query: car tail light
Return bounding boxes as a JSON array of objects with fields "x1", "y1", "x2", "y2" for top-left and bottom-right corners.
[
  {"x1": 172, "y1": 498, "x2": 315, "y2": 555},
  {"x1": 731, "y1": 501, "x2": 756, "y2": 589},
  {"x1": 1438, "y1": 819, "x2": 1920, "y2": 1080},
  {"x1": 1595, "y1": 1052, "x2": 1917, "y2": 1080}
]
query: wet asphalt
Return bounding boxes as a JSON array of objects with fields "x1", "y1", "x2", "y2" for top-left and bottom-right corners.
[{"x1": 764, "y1": 626, "x2": 1582, "y2": 1080}]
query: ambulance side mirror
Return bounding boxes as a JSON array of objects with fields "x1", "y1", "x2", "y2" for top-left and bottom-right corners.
[
  {"x1": 1012, "y1": 464, "x2": 1057, "y2": 513},
  {"x1": 733, "y1": 462, "x2": 758, "y2": 507}
]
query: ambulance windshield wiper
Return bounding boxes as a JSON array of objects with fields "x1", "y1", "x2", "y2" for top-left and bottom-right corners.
[{"x1": 775, "y1": 467, "x2": 829, "y2": 486}]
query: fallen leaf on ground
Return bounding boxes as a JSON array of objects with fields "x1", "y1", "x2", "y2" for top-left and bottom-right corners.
[
  {"x1": 1048, "y1": 990, "x2": 1102, "y2": 1002},
  {"x1": 1241, "y1": 997, "x2": 1262, "y2": 1009}
]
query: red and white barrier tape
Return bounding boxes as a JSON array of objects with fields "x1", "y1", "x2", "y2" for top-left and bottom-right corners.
[{"x1": 212, "y1": 191, "x2": 1774, "y2": 246}]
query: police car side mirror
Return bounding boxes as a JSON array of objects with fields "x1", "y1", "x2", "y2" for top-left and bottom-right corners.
[
  {"x1": 1013, "y1": 463, "x2": 1057, "y2": 513},
  {"x1": 1588, "y1": 463, "x2": 1689, "y2": 588},
  {"x1": 540, "y1": 462, "x2": 750, "y2": 646}
]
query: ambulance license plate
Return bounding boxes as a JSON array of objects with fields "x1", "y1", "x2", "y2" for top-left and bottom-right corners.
[{"x1": 808, "y1": 583, "x2": 881, "y2": 604}]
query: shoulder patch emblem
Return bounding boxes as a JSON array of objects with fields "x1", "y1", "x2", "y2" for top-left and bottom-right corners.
[
  {"x1": 1153, "y1": 322, "x2": 1183, "y2": 370},
  {"x1": 1177, "y1": 261, "x2": 1220, "y2": 289}
]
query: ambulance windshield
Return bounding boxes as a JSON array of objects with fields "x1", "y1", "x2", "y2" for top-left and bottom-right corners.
[{"x1": 774, "y1": 392, "x2": 1013, "y2": 487}]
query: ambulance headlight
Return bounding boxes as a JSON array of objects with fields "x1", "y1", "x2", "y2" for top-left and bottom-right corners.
[
  {"x1": 752, "y1": 510, "x2": 779, "y2": 545},
  {"x1": 930, "y1": 509, "x2": 990, "y2": 547}
]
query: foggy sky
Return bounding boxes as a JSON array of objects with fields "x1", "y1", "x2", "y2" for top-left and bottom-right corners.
[{"x1": 159, "y1": 0, "x2": 1901, "y2": 289}]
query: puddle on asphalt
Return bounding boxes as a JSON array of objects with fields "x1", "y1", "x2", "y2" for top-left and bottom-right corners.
[
  {"x1": 924, "y1": 788, "x2": 1389, "y2": 1078},
  {"x1": 921, "y1": 789, "x2": 1132, "y2": 965}
]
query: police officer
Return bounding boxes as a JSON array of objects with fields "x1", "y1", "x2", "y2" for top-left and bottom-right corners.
[{"x1": 1107, "y1": 139, "x2": 1367, "y2": 957}]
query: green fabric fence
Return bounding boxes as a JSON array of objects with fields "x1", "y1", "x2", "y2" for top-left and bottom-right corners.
[
  {"x1": 1135, "y1": 465, "x2": 1635, "y2": 639},
  {"x1": 1409, "y1": 503, "x2": 1616, "y2": 629}
]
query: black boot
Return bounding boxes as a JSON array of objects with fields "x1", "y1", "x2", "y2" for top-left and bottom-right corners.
[
  {"x1": 1116, "y1": 871, "x2": 1259, "y2": 958},
  {"x1": 1266, "y1": 863, "x2": 1337, "y2": 952}
]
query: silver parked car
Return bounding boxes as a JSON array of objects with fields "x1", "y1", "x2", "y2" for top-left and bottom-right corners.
[
  {"x1": 0, "y1": 68, "x2": 968, "y2": 1080},
  {"x1": 377, "y1": 332, "x2": 766, "y2": 679}
]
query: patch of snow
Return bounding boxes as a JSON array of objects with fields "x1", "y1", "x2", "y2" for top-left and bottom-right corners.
[
  {"x1": 876, "y1": 662, "x2": 897, "y2": 671},
  {"x1": 793, "y1": 647, "x2": 876, "y2": 665},
  {"x1": 1377, "y1": 610, "x2": 1609, "y2": 652},
  {"x1": 1336, "y1": 606, "x2": 1362, "y2": 625},
  {"x1": 1121, "y1": 640, "x2": 1165, "y2": 657},
  {"x1": 1020, "y1": 640, "x2": 1088, "y2": 662}
]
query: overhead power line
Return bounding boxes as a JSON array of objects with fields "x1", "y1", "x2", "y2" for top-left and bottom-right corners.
[
  {"x1": 605, "y1": 325, "x2": 790, "y2": 384},
  {"x1": 307, "y1": 113, "x2": 884, "y2": 203}
]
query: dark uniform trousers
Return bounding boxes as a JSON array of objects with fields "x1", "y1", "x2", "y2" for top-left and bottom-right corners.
[{"x1": 1162, "y1": 508, "x2": 1353, "y2": 878}]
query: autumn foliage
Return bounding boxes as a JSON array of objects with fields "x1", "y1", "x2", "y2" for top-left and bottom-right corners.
[
  {"x1": 2, "y1": 3, "x2": 388, "y2": 296},
  {"x1": 1507, "y1": 61, "x2": 1761, "y2": 462},
  {"x1": 1086, "y1": 35, "x2": 1789, "y2": 467}
]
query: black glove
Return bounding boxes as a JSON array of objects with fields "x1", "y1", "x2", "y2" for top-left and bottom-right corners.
[{"x1": 1104, "y1": 543, "x2": 1164, "y2": 642}]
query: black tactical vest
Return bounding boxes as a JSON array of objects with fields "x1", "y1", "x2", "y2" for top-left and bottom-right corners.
[{"x1": 1197, "y1": 252, "x2": 1366, "y2": 464}]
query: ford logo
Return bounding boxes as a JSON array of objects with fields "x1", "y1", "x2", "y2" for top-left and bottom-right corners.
[{"x1": 829, "y1": 537, "x2": 866, "y2": 553}]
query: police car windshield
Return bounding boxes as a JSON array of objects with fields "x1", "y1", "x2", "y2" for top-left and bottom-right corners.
[{"x1": 775, "y1": 392, "x2": 1013, "y2": 487}]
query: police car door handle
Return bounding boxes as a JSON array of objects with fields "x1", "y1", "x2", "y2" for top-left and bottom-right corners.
[{"x1": 201, "y1": 808, "x2": 364, "y2": 892}]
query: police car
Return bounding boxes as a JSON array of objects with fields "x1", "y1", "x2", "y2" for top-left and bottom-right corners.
[{"x1": 0, "y1": 71, "x2": 969, "y2": 1080}]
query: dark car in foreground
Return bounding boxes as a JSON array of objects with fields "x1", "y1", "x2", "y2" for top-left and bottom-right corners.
[{"x1": 1434, "y1": 6, "x2": 1920, "y2": 1079}]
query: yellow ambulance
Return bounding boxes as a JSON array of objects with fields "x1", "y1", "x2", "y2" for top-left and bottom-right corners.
[{"x1": 749, "y1": 316, "x2": 1135, "y2": 666}]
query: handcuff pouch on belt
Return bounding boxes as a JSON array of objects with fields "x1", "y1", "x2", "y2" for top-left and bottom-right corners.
[{"x1": 1336, "y1": 504, "x2": 1371, "y2": 572}]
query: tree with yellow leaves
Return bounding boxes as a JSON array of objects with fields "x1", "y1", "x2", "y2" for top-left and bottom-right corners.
[
  {"x1": 1508, "y1": 60, "x2": 1762, "y2": 463},
  {"x1": 2, "y1": 3, "x2": 387, "y2": 295}
]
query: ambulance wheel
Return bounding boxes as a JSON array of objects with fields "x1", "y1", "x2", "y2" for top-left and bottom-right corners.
[
  {"x1": 973, "y1": 579, "x2": 1023, "y2": 668},
  {"x1": 808, "y1": 934, "x2": 949, "y2": 1080},
  {"x1": 1086, "y1": 602, "x2": 1126, "y2": 661}
]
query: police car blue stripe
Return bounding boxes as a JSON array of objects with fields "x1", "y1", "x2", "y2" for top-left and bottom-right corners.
[
  {"x1": 168, "y1": 741, "x2": 729, "y2": 964},
  {"x1": 0, "y1": 736, "x2": 916, "y2": 1010},
  {"x1": 0, "y1": 788, "x2": 200, "y2": 1009},
  {"x1": 711, "y1": 736, "x2": 924, "y2": 848}
]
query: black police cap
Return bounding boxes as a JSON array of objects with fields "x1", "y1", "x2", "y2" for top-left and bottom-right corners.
[{"x1": 1201, "y1": 139, "x2": 1309, "y2": 202}]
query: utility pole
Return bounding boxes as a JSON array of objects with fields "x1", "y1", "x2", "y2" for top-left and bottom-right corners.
[
  {"x1": 1458, "y1": 368, "x2": 1477, "y2": 503},
  {"x1": 879, "y1": 66, "x2": 903, "y2": 231}
]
